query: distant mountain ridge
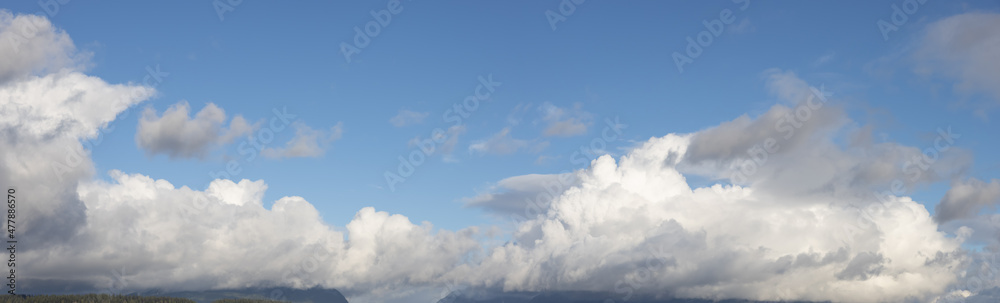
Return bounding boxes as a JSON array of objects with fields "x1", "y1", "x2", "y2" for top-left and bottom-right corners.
[
  {"x1": 143, "y1": 286, "x2": 349, "y2": 303},
  {"x1": 436, "y1": 289, "x2": 828, "y2": 303},
  {"x1": 107, "y1": 286, "x2": 1000, "y2": 303},
  {"x1": 437, "y1": 288, "x2": 1000, "y2": 303}
]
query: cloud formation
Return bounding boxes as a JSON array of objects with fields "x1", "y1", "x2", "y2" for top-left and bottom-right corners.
[
  {"x1": 461, "y1": 134, "x2": 963, "y2": 303},
  {"x1": 0, "y1": 10, "x2": 155, "y2": 251},
  {"x1": 4, "y1": 10, "x2": 995, "y2": 303},
  {"x1": 916, "y1": 13, "x2": 1000, "y2": 103},
  {"x1": 47, "y1": 172, "x2": 480, "y2": 295},
  {"x1": 0, "y1": 10, "x2": 86, "y2": 84},
  {"x1": 468, "y1": 127, "x2": 548, "y2": 155},
  {"x1": 540, "y1": 102, "x2": 592, "y2": 137},
  {"x1": 462, "y1": 71, "x2": 980, "y2": 302},
  {"x1": 684, "y1": 70, "x2": 970, "y2": 197},
  {"x1": 409, "y1": 124, "x2": 466, "y2": 161},
  {"x1": 935, "y1": 178, "x2": 1000, "y2": 223},
  {"x1": 262, "y1": 122, "x2": 344, "y2": 159},
  {"x1": 464, "y1": 173, "x2": 577, "y2": 216},
  {"x1": 136, "y1": 101, "x2": 256, "y2": 159}
]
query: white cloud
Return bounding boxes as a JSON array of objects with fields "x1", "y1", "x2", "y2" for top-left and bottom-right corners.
[
  {"x1": 915, "y1": 13, "x2": 1000, "y2": 103},
  {"x1": 539, "y1": 102, "x2": 592, "y2": 137},
  {"x1": 458, "y1": 133, "x2": 964, "y2": 303},
  {"x1": 263, "y1": 122, "x2": 343, "y2": 159},
  {"x1": 389, "y1": 109, "x2": 429, "y2": 127},
  {"x1": 0, "y1": 10, "x2": 87, "y2": 84},
  {"x1": 3, "y1": 10, "x2": 993, "y2": 301},
  {"x1": 45, "y1": 171, "x2": 480, "y2": 294},
  {"x1": 0, "y1": 71, "x2": 156, "y2": 141},
  {"x1": 9, "y1": 61, "x2": 979, "y2": 303},
  {"x1": 460, "y1": 71, "x2": 979, "y2": 302},
  {"x1": 0, "y1": 9, "x2": 155, "y2": 252},
  {"x1": 136, "y1": 101, "x2": 256, "y2": 159}
]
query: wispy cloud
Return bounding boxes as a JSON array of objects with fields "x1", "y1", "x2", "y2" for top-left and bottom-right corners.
[
  {"x1": 263, "y1": 121, "x2": 343, "y2": 159},
  {"x1": 915, "y1": 13, "x2": 1000, "y2": 106},
  {"x1": 389, "y1": 109, "x2": 429, "y2": 127},
  {"x1": 539, "y1": 102, "x2": 592, "y2": 137},
  {"x1": 468, "y1": 127, "x2": 548, "y2": 155}
]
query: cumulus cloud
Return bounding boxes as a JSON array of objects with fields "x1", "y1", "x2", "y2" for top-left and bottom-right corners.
[
  {"x1": 9, "y1": 67, "x2": 978, "y2": 303},
  {"x1": 0, "y1": 70, "x2": 154, "y2": 249},
  {"x1": 262, "y1": 122, "x2": 343, "y2": 159},
  {"x1": 540, "y1": 102, "x2": 592, "y2": 137},
  {"x1": 0, "y1": 10, "x2": 87, "y2": 84},
  {"x1": 5, "y1": 10, "x2": 993, "y2": 302},
  {"x1": 915, "y1": 13, "x2": 1000, "y2": 103},
  {"x1": 456, "y1": 134, "x2": 964, "y2": 303},
  {"x1": 0, "y1": 29, "x2": 476, "y2": 290},
  {"x1": 468, "y1": 127, "x2": 548, "y2": 155},
  {"x1": 389, "y1": 109, "x2": 429, "y2": 127},
  {"x1": 136, "y1": 101, "x2": 257, "y2": 159},
  {"x1": 0, "y1": 10, "x2": 155, "y2": 251},
  {"x1": 460, "y1": 71, "x2": 982, "y2": 302},
  {"x1": 27, "y1": 171, "x2": 480, "y2": 295}
]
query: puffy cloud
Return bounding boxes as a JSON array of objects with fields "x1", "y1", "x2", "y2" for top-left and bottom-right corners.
[
  {"x1": 0, "y1": 72, "x2": 149, "y2": 248},
  {"x1": 935, "y1": 178, "x2": 1000, "y2": 223},
  {"x1": 4, "y1": 10, "x2": 991, "y2": 302},
  {"x1": 136, "y1": 101, "x2": 257, "y2": 159},
  {"x1": 468, "y1": 127, "x2": 548, "y2": 155},
  {"x1": 540, "y1": 102, "x2": 592, "y2": 137},
  {"x1": 0, "y1": 10, "x2": 154, "y2": 251},
  {"x1": 0, "y1": 16, "x2": 478, "y2": 290},
  {"x1": 454, "y1": 134, "x2": 964, "y2": 302},
  {"x1": 22, "y1": 171, "x2": 480, "y2": 295},
  {"x1": 915, "y1": 13, "x2": 1000, "y2": 103},
  {"x1": 262, "y1": 122, "x2": 343, "y2": 159},
  {"x1": 0, "y1": 71, "x2": 155, "y2": 142},
  {"x1": 457, "y1": 72, "x2": 982, "y2": 302},
  {"x1": 0, "y1": 10, "x2": 86, "y2": 84},
  {"x1": 10, "y1": 69, "x2": 978, "y2": 303},
  {"x1": 389, "y1": 109, "x2": 429, "y2": 127}
]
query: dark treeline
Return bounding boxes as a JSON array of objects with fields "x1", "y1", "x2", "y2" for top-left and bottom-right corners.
[{"x1": 0, "y1": 294, "x2": 288, "y2": 303}]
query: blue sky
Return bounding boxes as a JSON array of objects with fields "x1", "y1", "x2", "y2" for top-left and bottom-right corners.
[
  {"x1": 7, "y1": 0, "x2": 994, "y2": 232},
  {"x1": 4, "y1": 1, "x2": 1000, "y2": 301}
]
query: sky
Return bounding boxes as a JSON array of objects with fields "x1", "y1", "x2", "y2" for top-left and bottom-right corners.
[{"x1": 2, "y1": 0, "x2": 1000, "y2": 302}]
